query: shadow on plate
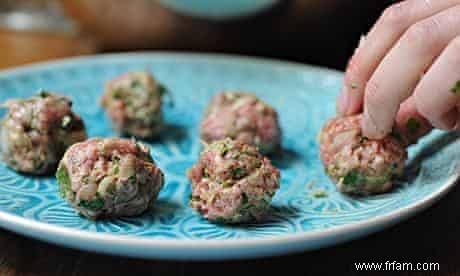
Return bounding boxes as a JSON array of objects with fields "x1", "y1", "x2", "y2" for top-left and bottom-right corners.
[
  {"x1": 270, "y1": 148, "x2": 302, "y2": 169},
  {"x1": 10, "y1": 168, "x2": 56, "y2": 179},
  {"x1": 146, "y1": 198, "x2": 184, "y2": 218},
  {"x1": 398, "y1": 131, "x2": 460, "y2": 183},
  {"x1": 124, "y1": 123, "x2": 187, "y2": 144},
  {"x1": 161, "y1": 123, "x2": 188, "y2": 142},
  {"x1": 100, "y1": 199, "x2": 184, "y2": 226},
  {"x1": 213, "y1": 204, "x2": 302, "y2": 229}
]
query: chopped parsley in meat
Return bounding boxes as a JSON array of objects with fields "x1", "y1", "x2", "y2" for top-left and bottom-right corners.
[{"x1": 188, "y1": 138, "x2": 280, "y2": 224}]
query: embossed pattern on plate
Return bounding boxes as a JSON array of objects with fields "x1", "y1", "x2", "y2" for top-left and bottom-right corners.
[{"x1": 0, "y1": 53, "x2": 458, "y2": 260}]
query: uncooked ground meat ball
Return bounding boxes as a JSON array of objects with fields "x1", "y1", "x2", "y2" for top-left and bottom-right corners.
[
  {"x1": 188, "y1": 138, "x2": 280, "y2": 224},
  {"x1": 56, "y1": 137, "x2": 164, "y2": 219},
  {"x1": 101, "y1": 71, "x2": 166, "y2": 138},
  {"x1": 318, "y1": 114, "x2": 407, "y2": 196},
  {"x1": 200, "y1": 92, "x2": 281, "y2": 154},
  {"x1": 0, "y1": 91, "x2": 87, "y2": 174}
]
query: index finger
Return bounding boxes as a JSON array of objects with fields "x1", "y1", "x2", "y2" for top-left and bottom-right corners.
[{"x1": 337, "y1": 0, "x2": 460, "y2": 116}]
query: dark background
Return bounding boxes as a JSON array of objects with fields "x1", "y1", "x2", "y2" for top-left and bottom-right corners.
[
  {"x1": 161, "y1": 0, "x2": 396, "y2": 69},
  {"x1": 0, "y1": 0, "x2": 396, "y2": 70},
  {"x1": 64, "y1": 0, "x2": 396, "y2": 70}
]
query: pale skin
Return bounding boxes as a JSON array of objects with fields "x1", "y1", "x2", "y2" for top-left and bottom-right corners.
[{"x1": 337, "y1": 0, "x2": 460, "y2": 140}]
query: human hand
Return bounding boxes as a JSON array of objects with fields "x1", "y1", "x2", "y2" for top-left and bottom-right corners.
[{"x1": 337, "y1": 0, "x2": 460, "y2": 140}]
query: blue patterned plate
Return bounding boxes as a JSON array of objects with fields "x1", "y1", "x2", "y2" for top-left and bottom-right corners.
[{"x1": 0, "y1": 53, "x2": 458, "y2": 260}]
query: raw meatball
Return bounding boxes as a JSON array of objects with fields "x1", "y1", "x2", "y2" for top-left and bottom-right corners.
[
  {"x1": 200, "y1": 92, "x2": 281, "y2": 154},
  {"x1": 56, "y1": 137, "x2": 164, "y2": 219},
  {"x1": 319, "y1": 114, "x2": 407, "y2": 196},
  {"x1": 188, "y1": 138, "x2": 280, "y2": 224},
  {"x1": 0, "y1": 91, "x2": 87, "y2": 174},
  {"x1": 101, "y1": 71, "x2": 166, "y2": 138}
]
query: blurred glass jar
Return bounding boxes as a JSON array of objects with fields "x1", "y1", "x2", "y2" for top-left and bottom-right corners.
[
  {"x1": 0, "y1": 0, "x2": 74, "y2": 33},
  {"x1": 0, "y1": 0, "x2": 97, "y2": 69}
]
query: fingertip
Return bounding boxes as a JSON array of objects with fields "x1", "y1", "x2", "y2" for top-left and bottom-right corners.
[
  {"x1": 345, "y1": 84, "x2": 364, "y2": 116},
  {"x1": 342, "y1": 57, "x2": 366, "y2": 116},
  {"x1": 337, "y1": 83, "x2": 365, "y2": 117},
  {"x1": 361, "y1": 111, "x2": 378, "y2": 138},
  {"x1": 336, "y1": 86, "x2": 348, "y2": 116},
  {"x1": 361, "y1": 108, "x2": 389, "y2": 139}
]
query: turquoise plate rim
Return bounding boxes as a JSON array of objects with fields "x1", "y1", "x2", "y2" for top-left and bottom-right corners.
[{"x1": 0, "y1": 52, "x2": 458, "y2": 260}]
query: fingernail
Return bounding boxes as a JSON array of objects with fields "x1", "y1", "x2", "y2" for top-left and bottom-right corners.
[
  {"x1": 361, "y1": 108, "x2": 379, "y2": 138},
  {"x1": 350, "y1": 35, "x2": 366, "y2": 58},
  {"x1": 337, "y1": 86, "x2": 349, "y2": 116},
  {"x1": 358, "y1": 34, "x2": 367, "y2": 49}
]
